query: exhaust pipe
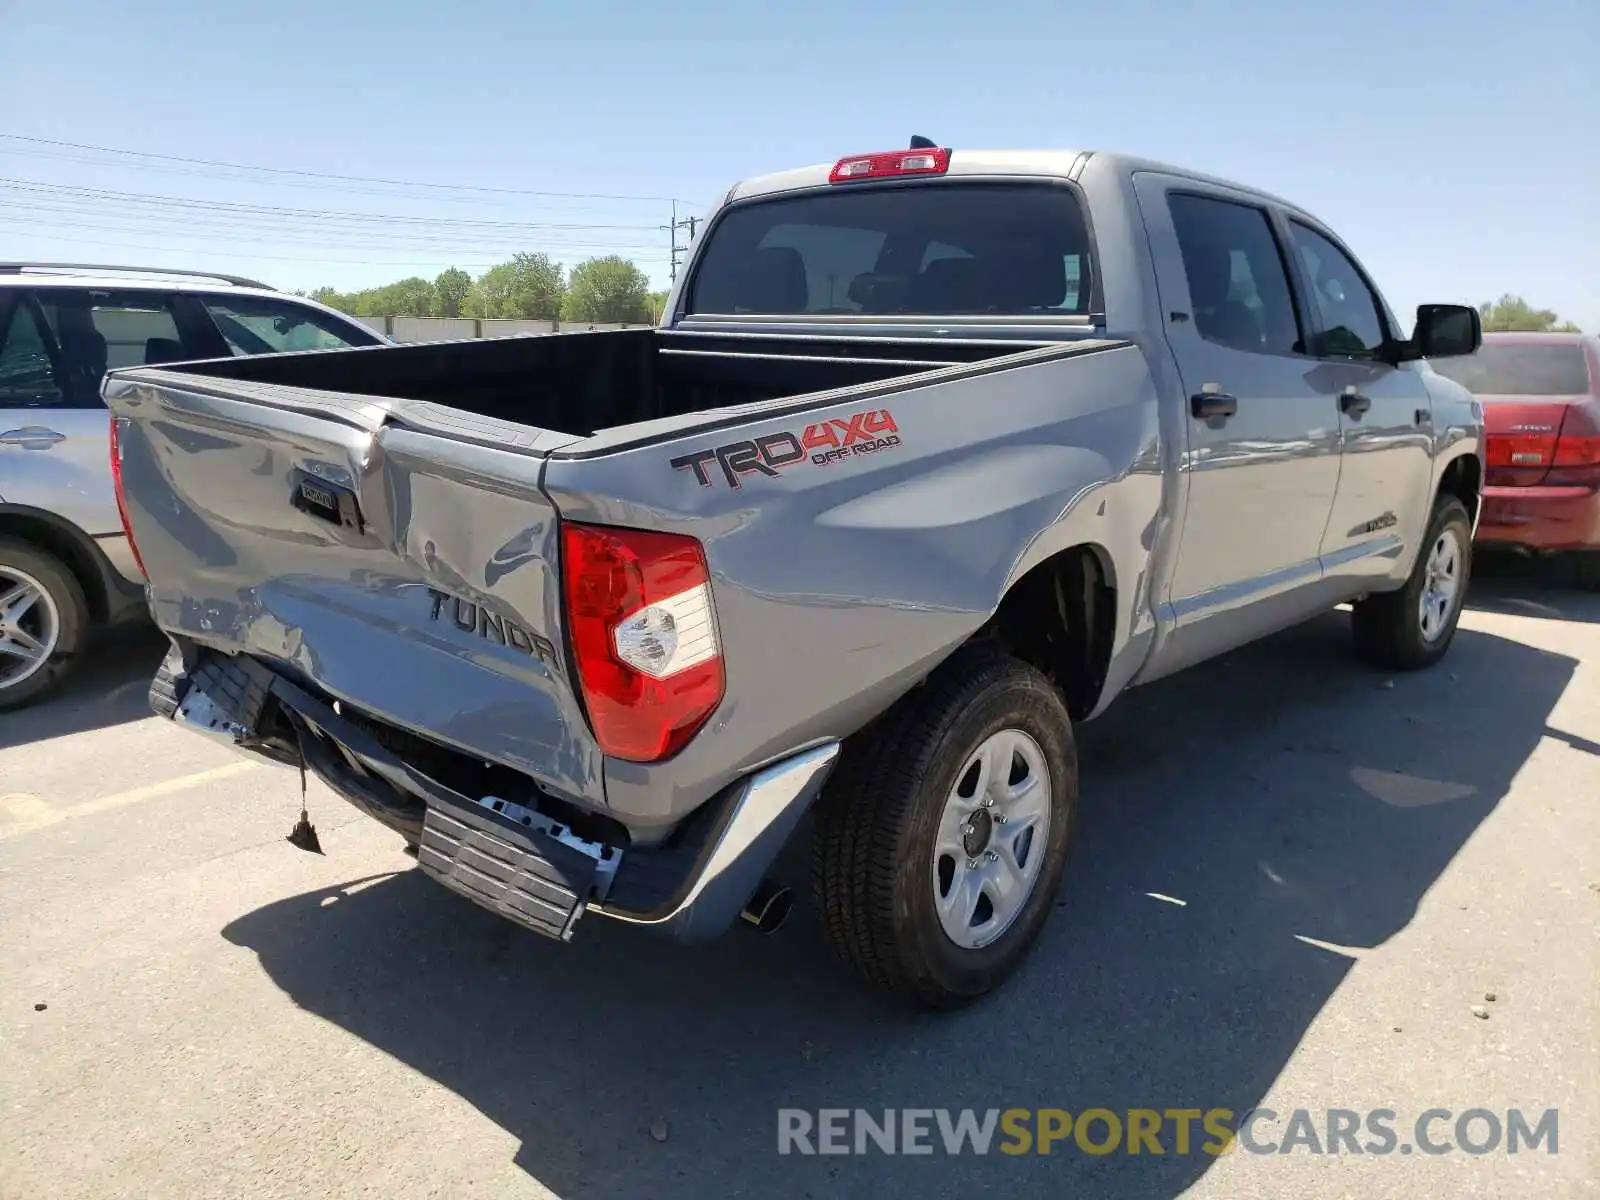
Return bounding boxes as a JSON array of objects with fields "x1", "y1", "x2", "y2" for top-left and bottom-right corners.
[{"x1": 739, "y1": 881, "x2": 793, "y2": 934}]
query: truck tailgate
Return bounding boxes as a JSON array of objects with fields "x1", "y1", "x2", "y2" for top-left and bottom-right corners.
[{"x1": 105, "y1": 368, "x2": 606, "y2": 806}]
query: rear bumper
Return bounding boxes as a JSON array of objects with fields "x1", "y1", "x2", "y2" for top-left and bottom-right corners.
[
  {"x1": 152, "y1": 643, "x2": 838, "y2": 944},
  {"x1": 1476, "y1": 484, "x2": 1600, "y2": 552}
]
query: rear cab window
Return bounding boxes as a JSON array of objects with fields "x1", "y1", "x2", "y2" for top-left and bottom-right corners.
[
  {"x1": 685, "y1": 183, "x2": 1095, "y2": 317},
  {"x1": 1430, "y1": 343, "x2": 1594, "y2": 396}
]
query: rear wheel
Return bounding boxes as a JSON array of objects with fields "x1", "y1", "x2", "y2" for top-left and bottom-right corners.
[
  {"x1": 811, "y1": 646, "x2": 1078, "y2": 1009},
  {"x1": 1351, "y1": 495, "x2": 1472, "y2": 670},
  {"x1": 0, "y1": 539, "x2": 89, "y2": 712}
]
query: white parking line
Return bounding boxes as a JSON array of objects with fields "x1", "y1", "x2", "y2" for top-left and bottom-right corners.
[{"x1": 0, "y1": 761, "x2": 262, "y2": 840}]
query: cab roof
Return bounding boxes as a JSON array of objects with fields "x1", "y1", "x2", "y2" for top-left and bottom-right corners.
[{"x1": 725, "y1": 148, "x2": 1306, "y2": 215}]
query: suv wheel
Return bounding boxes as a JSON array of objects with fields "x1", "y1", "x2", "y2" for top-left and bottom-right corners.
[
  {"x1": 1351, "y1": 495, "x2": 1473, "y2": 670},
  {"x1": 0, "y1": 539, "x2": 89, "y2": 712},
  {"x1": 811, "y1": 646, "x2": 1077, "y2": 1009}
]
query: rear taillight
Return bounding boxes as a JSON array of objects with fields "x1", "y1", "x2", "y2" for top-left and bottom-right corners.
[
  {"x1": 829, "y1": 147, "x2": 951, "y2": 184},
  {"x1": 108, "y1": 416, "x2": 147, "y2": 579},
  {"x1": 561, "y1": 522, "x2": 723, "y2": 763},
  {"x1": 1545, "y1": 405, "x2": 1600, "y2": 486}
]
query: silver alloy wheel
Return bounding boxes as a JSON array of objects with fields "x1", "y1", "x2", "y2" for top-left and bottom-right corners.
[
  {"x1": 932, "y1": 727, "x2": 1053, "y2": 950},
  {"x1": 1418, "y1": 526, "x2": 1464, "y2": 643},
  {"x1": 0, "y1": 567, "x2": 62, "y2": 690}
]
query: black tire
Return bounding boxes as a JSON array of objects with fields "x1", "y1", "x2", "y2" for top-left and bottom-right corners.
[
  {"x1": 0, "y1": 537, "x2": 90, "y2": 713},
  {"x1": 811, "y1": 645, "x2": 1078, "y2": 1009},
  {"x1": 1573, "y1": 551, "x2": 1600, "y2": 593},
  {"x1": 1351, "y1": 495, "x2": 1473, "y2": 671}
]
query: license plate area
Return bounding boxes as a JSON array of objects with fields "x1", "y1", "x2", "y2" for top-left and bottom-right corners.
[{"x1": 416, "y1": 796, "x2": 606, "y2": 941}]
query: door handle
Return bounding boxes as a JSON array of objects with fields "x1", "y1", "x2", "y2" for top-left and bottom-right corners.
[
  {"x1": 1191, "y1": 392, "x2": 1238, "y2": 420},
  {"x1": 1414, "y1": 408, "x2": 1432, "y2": 426},
  {"x1": 1339, "y1": 392, "x2": 1371, "y2": 418},
  {"x1": 0, "y1": 427, "x2": 67, "y2": 448}
]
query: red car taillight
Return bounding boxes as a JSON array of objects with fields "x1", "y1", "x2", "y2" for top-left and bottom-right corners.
[
  {"x1": 1545, "y1": 405, "x2": 1600, "y2": 486},
  {"x1": 561, "y1": 522, "x2": 723, "y2": 763},
  {"x1": 108, "y1": 415, "x2": 147, "y2": 579}
]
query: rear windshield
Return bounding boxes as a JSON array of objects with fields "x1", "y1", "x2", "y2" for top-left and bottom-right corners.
[
  {"x1": 686, "y1": 183, "x2": 1094, "y2": 317},
  {"x1": 1430, "y1": 343, "x2": 1592, "y2": 396}
]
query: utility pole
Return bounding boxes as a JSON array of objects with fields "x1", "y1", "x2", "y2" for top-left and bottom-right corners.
[{"x1": 662, "y1": 202, "x2": 699, "y2": 283}]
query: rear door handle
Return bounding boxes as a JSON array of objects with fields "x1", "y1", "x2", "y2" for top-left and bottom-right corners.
[
  {"x1": 1191, "y1": 392, "x2": 1238, "y2": 420},
  {"x1": 0, "y1": 427, "x2": 67, "y2": 448},
  {"x1": 1339, "y1": 392, "x2": 1372, "y2": 418}
]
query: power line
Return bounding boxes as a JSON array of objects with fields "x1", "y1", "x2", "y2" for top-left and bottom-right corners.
[
  {"x1": 16, "y1": 229, "x2": 671, "y2": 272},
  {"x1": 0, "y1": 179, "x2": 668, "y2": 233},
  {"x1": 0, "y1": 199, "x2": 668, "y2": 248},
  {"x1": 0, "y1": 133, "x2": 701, "y2": 207},
  {"x1": 0, "y1": 212, "x2": 667, "y2": 257}
]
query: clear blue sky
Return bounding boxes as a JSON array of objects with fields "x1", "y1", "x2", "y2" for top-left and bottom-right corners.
[{"x1": 2, "y1": 0, "x2": 1595, "y2": 329}]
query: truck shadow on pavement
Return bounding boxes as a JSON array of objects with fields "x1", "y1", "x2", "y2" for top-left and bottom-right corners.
[
  {"x1": 221, "y1": 609, "x2": 1576, "y2": 1200},
  {"x1": 0, "y1": 626, "x2": 167, "y2": 751}
]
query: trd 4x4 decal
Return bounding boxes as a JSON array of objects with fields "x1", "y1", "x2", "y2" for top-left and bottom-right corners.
[{"x1": 670, "y1": 407, "x2": 903, "y2": 489}]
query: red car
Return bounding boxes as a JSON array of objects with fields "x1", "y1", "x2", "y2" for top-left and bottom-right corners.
[{"x1": 1430, "y1": 331, "x2": 1600, "y2": 589}]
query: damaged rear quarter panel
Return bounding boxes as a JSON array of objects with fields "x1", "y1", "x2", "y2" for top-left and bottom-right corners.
[{"x1": 541, "y1": 340, "x2": 1164, "y2": 826}]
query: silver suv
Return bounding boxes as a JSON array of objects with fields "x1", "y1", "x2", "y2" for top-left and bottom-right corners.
[{"x1": 0, "y1": 263, "x2": 384, "y2": 711}]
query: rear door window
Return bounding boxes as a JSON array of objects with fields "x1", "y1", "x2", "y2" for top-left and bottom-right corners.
[
  {"x1": 199, "y1": 294, "x2": 379, "y2": 355},
  {"x1": 1430, "y1": 343, "x2": 1593, "y2": 396},
  {"x1": 686, "y1": 184, "x2": 1095, "y2": 317},
  {"x1": 31, "y1": 289, "x2": 195, "y2": 406},
  {"x1": 1167, "y1": 193, "x2": 1304, "y2": 356},
  {"x1": 0, "y1": 298, "x2": 65, "y2": 409}
]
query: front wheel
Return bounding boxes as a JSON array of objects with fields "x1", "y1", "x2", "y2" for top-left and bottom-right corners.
[
  {"x1": 811, "y1": 646, "x2": 1078, "y2": 1009},
  {"x1": 1351, "y1": 495, "x2": 1473, "y2": 670}
]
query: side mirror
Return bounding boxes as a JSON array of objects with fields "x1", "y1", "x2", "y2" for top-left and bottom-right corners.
[{"x1": 1409, "y1": 303, "x2": 1482, "y2": 360}]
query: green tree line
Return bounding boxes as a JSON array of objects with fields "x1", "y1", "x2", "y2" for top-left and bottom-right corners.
[
  {"x1": 304, "y1": 253, "x2": 672, "y2": 324},
  {"x1": 1476, "y1": 295, "x2": 1583, "y2": 333}
]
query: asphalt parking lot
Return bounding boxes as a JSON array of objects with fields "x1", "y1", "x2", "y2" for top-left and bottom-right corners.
[{"x1": 2, "y1": 562, "x2": 1597, "y2": 1200}]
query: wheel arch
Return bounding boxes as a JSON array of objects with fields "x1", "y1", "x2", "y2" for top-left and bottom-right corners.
[
  {"x1": 0, "y1": 504, "x2": 119, "y2": 623},
  {"x1": 972, "y1": 541, "x2": 1118, "y2": 721},
  {"x1": 1434, "y1": 447, "x2": 1482, "y2": 531}
]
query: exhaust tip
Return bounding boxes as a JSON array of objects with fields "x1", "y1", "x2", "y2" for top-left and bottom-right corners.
[{"x1": 739, "y1": 882, "x2": 793, "y2": 935}]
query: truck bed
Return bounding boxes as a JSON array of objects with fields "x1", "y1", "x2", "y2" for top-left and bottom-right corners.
[
  {"x1": 145, "y1": 327, "x2": 1035, "y2": 447},
  {"x1": 105, "y1": 326, "x2": 1146, "y2": 842}
]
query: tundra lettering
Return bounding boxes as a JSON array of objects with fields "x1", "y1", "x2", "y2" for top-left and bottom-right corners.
[{"x1": 425, "y1": 587, "x2": 561, "y2": 669}]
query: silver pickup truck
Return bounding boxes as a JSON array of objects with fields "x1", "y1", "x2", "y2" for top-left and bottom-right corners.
[{"x1": 105, "y1": 145, "x2": 1485, "y2": 1008}]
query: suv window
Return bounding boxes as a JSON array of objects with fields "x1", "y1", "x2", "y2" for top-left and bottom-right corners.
[
  {"x1": 1168, "y1": 193, "x2": 1303, "y2": 356},
  {"x1": 687, "y1": 184, "x2": 1094, "y2": 317},
  {"x1": 201, "y1": 295, "x2": 377, "y2": 355},
  {"x1": 31, "y1": 290, "x2": 192, "y2": 406},
  {"x1": 1286, "y1": 222, "x2": 1388, "y2": 359},
  {"x1": 0, "y1": 300, "x2": 64, "y2": 408}
]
